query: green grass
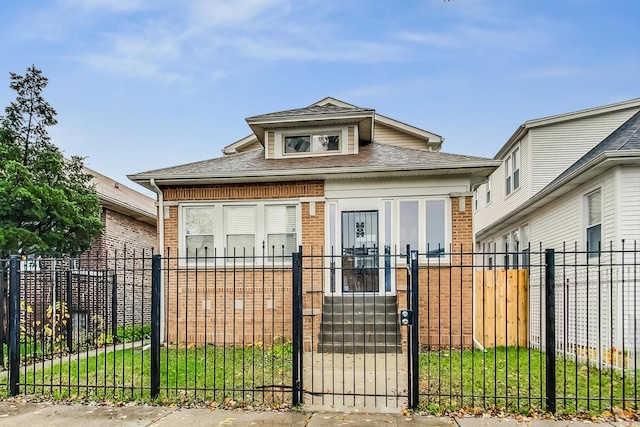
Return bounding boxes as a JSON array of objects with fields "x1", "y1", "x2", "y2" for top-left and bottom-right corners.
[
  {"x1": 10, "y1": 344, "x2": 639, "y2": 414},
  {"x1": 419, "y1": 347, "x2": 640, "y2": 414},
  {"x1": 18, "y1": 343, "x2": 293, "y2": 406}
]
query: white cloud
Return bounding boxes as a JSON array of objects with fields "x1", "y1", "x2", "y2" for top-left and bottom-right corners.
[
  {"x1": 59, "y1": 0, "x2": 152, "y2": 13},
  {"x1": 188, "y1": 0, "x2": 288, "y2": 29},
  {"x1": 396, "y1": 23, "x2": 549, "y2": 53}
]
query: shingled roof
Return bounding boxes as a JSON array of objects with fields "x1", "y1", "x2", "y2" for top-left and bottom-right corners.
[
  {"x1": 476, "y1": 110, "x2": 640, "y2": 239},
  {"x1": 246, "y1": 103, "x2": 374, "y2": 121},
  {"x1": 129, "y1": 142, "x2": 499, "y2": 189},
  {"x1": 87, "y1": 166, "x2": 156, "y2": 224},
  {"x1": 545, "y1": 110, "x2": 640, "y2": 190}
]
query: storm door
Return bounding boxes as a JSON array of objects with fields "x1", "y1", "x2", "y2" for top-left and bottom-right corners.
[{"x1": 341, "y1": 211, "x2": 379, "y2": 293}]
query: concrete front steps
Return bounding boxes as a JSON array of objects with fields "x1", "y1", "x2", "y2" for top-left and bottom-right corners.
[{"x1": 318, "y1": 295, "x2": 402, "y2": 353}]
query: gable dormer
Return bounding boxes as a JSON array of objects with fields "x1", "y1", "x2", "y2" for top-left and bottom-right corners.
[{"x1": 245, "y1": 102, "x2": 374, "y2": 159}]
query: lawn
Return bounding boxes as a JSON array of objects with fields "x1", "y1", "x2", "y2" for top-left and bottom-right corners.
[
  {"x1": 419, "y1": 347, "x2": 639, "y2": 414},
  {"x1": 16, "y1": 343, "x2": 293, "y2": 405},
  {"x1": 8, "y1": 344, "x2": 639, "y2": 414}
]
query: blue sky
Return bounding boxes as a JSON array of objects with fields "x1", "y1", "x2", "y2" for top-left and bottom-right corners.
[{"x1": 1, "y1": 0, "x2": 639, "y2": 197}]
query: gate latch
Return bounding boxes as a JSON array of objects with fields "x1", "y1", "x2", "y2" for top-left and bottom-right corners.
[{"x1": 399, "y1": 309, "x2": 413, "y2": 326}]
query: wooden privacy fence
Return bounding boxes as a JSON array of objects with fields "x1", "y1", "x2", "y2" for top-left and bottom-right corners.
[{"x1": 475, "y1": 269, "x2": 529, "y2": 347}]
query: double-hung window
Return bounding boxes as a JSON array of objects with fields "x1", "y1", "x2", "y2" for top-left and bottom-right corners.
[
  {"x1": 224, "y1": 205, "x2": 256, "y2": 256},
  {"x1": 585, "y1": 189, "x2": 601, "y2": 258},
  {"x1": 182, "y1": 202, "x2": 299, "y2": 261},
  {"x1": 266, "y1": 205, "x2": 297, "y2": 257},
  {"x1": 486, "y1": 176, "x2": 492, "y2": 204},
  {"x1": 184, "y1": 206, "x2": 215, "y2": 259},
  {"x1": 505, "y1": 147, "x2": 520, "y2": 195}
]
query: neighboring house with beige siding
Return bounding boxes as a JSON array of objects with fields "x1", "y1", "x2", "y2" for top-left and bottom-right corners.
[
  {"x1": 129, "y1": 97, "x2": 500, "y2": 350},
  {"x1": 474, "y1": 102, "x2": 640, "y2": 361}
]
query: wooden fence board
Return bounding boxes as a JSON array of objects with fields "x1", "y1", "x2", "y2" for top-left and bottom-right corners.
[{"x1": 475, "y1": 269, "x2": 528, "y2": 347}]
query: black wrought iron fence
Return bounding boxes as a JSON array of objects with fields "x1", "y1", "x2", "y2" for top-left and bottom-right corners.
[
  {"x1": 0, "y1": 242, "x2": 637, "y2": 415},
  {"x1": 417, "y1": 242, "x2": 639, "y2": 414}
]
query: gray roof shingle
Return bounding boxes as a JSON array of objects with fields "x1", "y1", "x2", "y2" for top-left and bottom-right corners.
[
  {"x1": 246, "y1": 103, "x2": 374, "y2": 121},
  {"x1": 132, "y1": 142, "x2": 494, "y2": 179},
  {"x1": 547, "y1": 110, "x2": 640, "y2": 187}
]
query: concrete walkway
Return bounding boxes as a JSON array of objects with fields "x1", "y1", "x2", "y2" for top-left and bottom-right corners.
[
  {"x1": 0, "y1": 401, "x2": 637, "y2": 427},
  {"x1": 302, "y1": 352, "x2": 408, "y2": 412}
]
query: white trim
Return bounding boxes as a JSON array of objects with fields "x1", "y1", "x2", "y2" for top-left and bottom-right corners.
[
  {"x1": 353, "y1": 124, "x2": 359, "y2": 154},
  {"x1": 178, "y1": 200, "x2": 301, "y2": 263},
  {"x1": 222, "y1": 134, "x2": 261, "y2": 155},
  {"x1": 583, "y1": 185, "x2": 603, "y2": 259},
  {"x1": 495, "y1": 98, "x2": 640, "y2": 159},
  {"x1": 274, "y1": 126, "x2": 350, "y2": 158},
  {"x1": 505, "y1": 144, "x2": 521, "y2": 197},
  {"x1": 300, "y1": 197, "x2": 326, "y2": 203}
]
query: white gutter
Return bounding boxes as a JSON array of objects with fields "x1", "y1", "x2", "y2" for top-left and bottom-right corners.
[{"x1": 149, "y1": 178, "x2": 165, "y2": 344}]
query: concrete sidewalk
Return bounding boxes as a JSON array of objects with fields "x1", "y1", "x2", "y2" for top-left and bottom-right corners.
[{"x1": 0, "y1": 401, "x2": 637, "y2": 427}]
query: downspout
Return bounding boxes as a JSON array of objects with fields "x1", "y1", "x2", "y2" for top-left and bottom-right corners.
[
  {"x1": 470, "y1": 181, "x2": 488, "y2": 353},
  {"x1": 149, "y1": 179, "x2": 165, "y2": 344}
]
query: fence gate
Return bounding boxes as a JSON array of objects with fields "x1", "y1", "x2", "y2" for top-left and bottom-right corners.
[{"x1": 292, "y1": 249, "x2": 420, "y2": 410}]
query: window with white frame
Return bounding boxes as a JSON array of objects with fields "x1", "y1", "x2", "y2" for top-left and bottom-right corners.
[
  {"x1": 473, "y1": 189, "x2": 478, "y2": 211},
  {"x1": 503, "y1": 224, "x2": 530, "y2": 269},
  {"x1": 225, "y1": 205, "x2": 256, "y2": 256},
  {"x1": 425, "y1": 200, "x2": 445, "y2": 257},
  {"x1": 397, "y1": 199, "x2": 448, "y2": 258},
  {"x1": 486, "y1": 176, "x2": 492, "y2": 204},
  {"x1": 266, "y1": 205, "x2": 297, "y2": 257},
  {"x1": 399, "y1": 201, "x2": 419, "y2": 254},
  {"x1": 184, "y1": 206, "x2": 215, "y2": 258},
  {"x1": 505, "y1": 147, "x2": 520, "y2": 195},
  {"x1": 585, "y1": 189, "x2": 601, "y2": 258},
  {"x1": 284, "y1": 133, "x2": 340, "y2": 154},
  {"x1": 181, "y1": 202, "x2": 299, "y2": 260}
]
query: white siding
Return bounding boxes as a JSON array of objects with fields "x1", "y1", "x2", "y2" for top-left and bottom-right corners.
[
  {"x1": 373, "y1": 122, "x2": 429, "y2": 150},
  {"x1": 530, "y1": 108, "x2": 639, "y2": 193},
  {"x1": 474, "y1": 134, "x2": 531, "y2": 233},
  {"x1": 618, "y1": 166, "x2": 640, "y2": 243},
  {"x1": 325, "y1": 176, "x2": 469, "y2": 200},
  {"x1": 530, "y1": 170, "x2": 615, "y2": 250}
]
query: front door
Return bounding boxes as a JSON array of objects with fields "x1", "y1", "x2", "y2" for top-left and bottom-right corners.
[{"x1": 341, "y1": 210, "x2": 379, "y2": 293}]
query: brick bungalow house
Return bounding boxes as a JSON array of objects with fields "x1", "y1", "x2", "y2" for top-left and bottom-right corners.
[
  {"x1": 15, "y1": 167, "x2": 157, "y2": 345},
  {"x1": 128, "y1": 98, "x2": 500, "y2": 350}
]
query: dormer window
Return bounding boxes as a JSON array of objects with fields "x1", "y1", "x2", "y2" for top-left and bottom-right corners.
[
  {"x1": 273, "y1": 127, "x2": 350, "y2": 158},
  {"x1": 284, "y1": 133, "x2": 340, "y2": 154}
]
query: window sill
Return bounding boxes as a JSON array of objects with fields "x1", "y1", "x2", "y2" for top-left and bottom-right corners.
[{"x1": 504, "y1": 185, "x2": 522, "y2": 200}]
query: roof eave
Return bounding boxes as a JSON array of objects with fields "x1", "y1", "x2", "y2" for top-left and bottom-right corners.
[
  {"x1": 129, "y1": 161, "x2": 501, "y2": 191},
  {"x1": 476, "y1": 150, "x2": 640, "y2": 240},
  {"x1": 493, "y1": 98, "x2": 640, "y2": 160},
  {"x1": 247, "y1": 111, "x2": 376, "y2": 143},
  {"x1": 98, "y1": 194, "x2": 157, "y2": 225}
]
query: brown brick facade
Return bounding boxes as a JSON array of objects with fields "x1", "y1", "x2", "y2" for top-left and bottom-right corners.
[
  {"x1": 161, "y1": 184, "x2": 474, "y2": 349},
  {"x1": 161, "y1": 181, "x2": 325, "y2": 345},
  {"x1": 397, "y1": 195, "x2": 474, "y2": 349}
]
